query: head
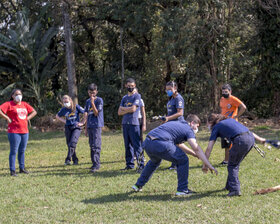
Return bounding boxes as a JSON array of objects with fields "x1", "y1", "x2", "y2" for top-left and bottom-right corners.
[
  {"x1": 88, "y1": 83, "x2": 98, "y2": 97},
  {"x1": 125, "y1": 78, "x2": 136, "y2": 93},
  {"x1": 10, "y1": 89, "x2": 23, "y2": 103},
  {"x1": 62, "y1": 95, "x2": 74, "y2": 110},
  {"x1": 165, "y1": 81, "x2": 177, "y2": 97},
  {"x1": 207, "y1": 113, "x2": 227, "y2": 131},
  {"x1": 221, "y1": 84, "x2": 232, "y2": 99},
  {"x1": 186, "y1": 114, "x2": 201, "y2": 134}
]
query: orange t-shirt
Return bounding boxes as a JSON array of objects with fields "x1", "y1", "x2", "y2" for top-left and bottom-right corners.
[{"x1": 220, "y1": 95, "x2": 242, "y2": 120}]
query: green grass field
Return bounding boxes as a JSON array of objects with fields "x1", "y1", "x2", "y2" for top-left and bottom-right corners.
[{"x1": 0, "y1": 127, "x2": 279, "y2": 224}]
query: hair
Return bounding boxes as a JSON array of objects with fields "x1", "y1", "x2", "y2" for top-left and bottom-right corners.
[
  {"x1": 10, "y1": 89, "x2": 22, "y2": 101},
  {"x1": 222, "y1": 83, "x2": 232, "y2": 91},
  {"x1": 88, "y1": 83, "x2": 98, "y2": 91},
  {"x1": 186, "y1": 114, "x2": 201, "y2": 125},
  {"x1": 207, "y1": 113, "x2": 227, "y2": 128},
  {"x1": 125, "y1": 78, "x2": 136, "y2": 84},
  {"x1": 166, "y1": 81, "x2": 177, "y2": 89},
  {"x1": 62, "y1": 95, "x2": 76, "y2": 112}
]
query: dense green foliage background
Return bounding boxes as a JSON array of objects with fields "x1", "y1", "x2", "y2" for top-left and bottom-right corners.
[{"x1": 0, "y1": 0, "x2": 279, "y2": 126}]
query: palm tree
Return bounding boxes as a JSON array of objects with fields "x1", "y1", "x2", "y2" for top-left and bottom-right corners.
[{"x1": 0, "y1": 8, "x2": 58, "y2": 113}]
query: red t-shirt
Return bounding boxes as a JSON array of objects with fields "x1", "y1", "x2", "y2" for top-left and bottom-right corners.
[{"x1": 0, "y1": 101, "x2": 34, "y2": 133}]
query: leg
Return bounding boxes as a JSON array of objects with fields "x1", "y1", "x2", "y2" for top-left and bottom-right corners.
[
  {"x1": 122, "y1": 124, "x2": 134, "y2": 168},
  {"x1": 130, "y1": 125, "x2": 144, "y2": 169},
  {"x1": 88, "y1": 128, "x2": 102, "y2": 170},
  {"x1": 17, "y1": 133, "x2": 29, "y2": 170},
  {"x1": 8, "y1": 133, "x2": 21, "y2": 172},
  {"x1": 227, "y1": 133, "x2": 255, "y2": 192},
  {"x1": 135, "y1": 139, "x2": 162, "y2": 187},
  {"x1": 69, "y1": 127, "x2": 81, "y2": 163},
  {"x1": 64, "y1": 126, "x2": 72, "y2": 163}
]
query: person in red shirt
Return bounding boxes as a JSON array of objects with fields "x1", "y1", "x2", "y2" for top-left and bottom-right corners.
[
  {"x1": 219, "y1": 84, "x2": 246, "y2": 165},
  {"x1": 0, "y1": 89, "x2": 37, "y2": 176}
]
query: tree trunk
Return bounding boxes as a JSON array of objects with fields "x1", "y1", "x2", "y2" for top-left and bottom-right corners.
[
  {"x1": 63, "y1": 3, "x2": 78, "y2": 104},
  {"x1": 120, "y1": 26, "x2": 125, "y2": 92}
]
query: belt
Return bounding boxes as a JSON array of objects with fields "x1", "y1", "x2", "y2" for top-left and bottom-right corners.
[
  {"x1": 231, "y1": 131, "x2": 250, "y2": 141},
  {"x1": 147, "y1": 135, "x2": 158, "y2": 141}
]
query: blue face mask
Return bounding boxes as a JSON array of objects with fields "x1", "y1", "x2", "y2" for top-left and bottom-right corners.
[{"x1": 166, "y1": 90, "x2": 173, "y2": 97}]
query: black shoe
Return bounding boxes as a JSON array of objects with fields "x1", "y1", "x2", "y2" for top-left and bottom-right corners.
[
  {"x1": 73, "y1": 160, "x2": 79, "y2": 165},
  {"x1": 167, "y1": 166, "x2": 176, "y2": 170},
  {"x1": 19, "y1": 169, "x2": 29, "y2": 174},
  {"x1": 64, "y1": 160, "x2": 71, "y2": 165},
  {"x1": 220, "y1": 161, "x2": 228, "y2": 165},
  {"x1": 227, "y1": 191, "x2": 241, "y2": 197},
  {"x1": 90, "y1": 167, "x2": 99, "y2": 173},
  {"x1": 10, "y1": 171, "x2": 17, "y2": 176},
  {"x1": 120, "y1": 166, "x2": 133, "y2": 171}
]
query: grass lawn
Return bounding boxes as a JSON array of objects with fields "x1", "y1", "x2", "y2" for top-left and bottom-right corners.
[{"x1": 0, "y1": 127, "x2": 279, "y2": 224}]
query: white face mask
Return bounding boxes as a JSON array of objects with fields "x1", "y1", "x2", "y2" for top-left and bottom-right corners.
[
  {"x1": 15, "y1": 95, "x2": 22, "y2": 102},
  {"x1": 193, "y1": 127, "x2": 198, "y2": 134},
  {"x1": 64, "y1": 102, "x2": 71, "y2": 108}
]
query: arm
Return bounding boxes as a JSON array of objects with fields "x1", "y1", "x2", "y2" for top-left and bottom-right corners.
[
  {"x1": 56, "y1": 114, "x2": 66, "y2": 124},
  {"x1": 202, "y1": 140, "x2": 216, "y2": 172},
  {"x1": 188, "y1": 138, "x2": 218, "y2": 175},
  {"x1": 165, "y1": 108, "x2": 183, "y2": 122},
  {"x1": 118, "y1": 105, "x2": 137, "y2": 116},
  {"x1": 27, "y1": 110, "x2": 37, "y2": 121},
  {"x1": 0, "y1": 109, "x2": 12, "y2": 123},
  {"x1": 90, "y1": 97, "x2": 99, "y2": 116},
  {"x1": 141, "y1": 106, "x2": 146, "y2": 132},
  {"x1": 235, "y1": 102, "x2": 246, "y2": 118},
  {"x1": 252, "y1": 132, "x2": 266, "y2": 144},
  {"x1": 177, "y1": 143, "x2": 198, "y2": 158}
]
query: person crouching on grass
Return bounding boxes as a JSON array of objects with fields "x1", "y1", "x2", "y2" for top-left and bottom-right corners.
[
  {"x1": 82, "y1": 83, "x2": 104, "y2": 173},
  {"x1": 56, "y1": 95, "x2": 84, "y2": 165},
  {"x1": 203, "y1": 113, "x2": 266, "y2": 197},
  {"x1": 0, "y1": 89, "x2": 37, "y2": 176},
  {"x1": 132, "y1": 114, "x2": 218, "y2": 196}
]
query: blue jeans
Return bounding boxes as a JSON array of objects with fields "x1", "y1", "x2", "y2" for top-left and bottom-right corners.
[
  {"x1": 136, "y1": 138, "x2": 189, "y2": 192},
  {"x1": 8, "y1": 133, "x2": 29, "y2": 172}
]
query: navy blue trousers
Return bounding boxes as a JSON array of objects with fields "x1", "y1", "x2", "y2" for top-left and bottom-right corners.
[
  {"x1": 65, "y1": 125, "x2": 81, "y2": 163},
  {"x1": 88, "y1": 127, "x2": 102, "y2": 169},
  {"x1": 226, "y1": 132, "x2": 255, "y2": 192},
  {"x1": 136, "y1": 138, "x2": 189, "y2": 192},
  {"x1": 122, "y1": 124, "x2": 144, "y2": 169}
]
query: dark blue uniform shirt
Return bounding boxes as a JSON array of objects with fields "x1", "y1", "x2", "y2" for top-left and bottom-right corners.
[
  {"x1": 167, "y1": 93, "x2": 184, "y2": 121},
  {"x1": 120, "y1": 93, "x2": 141, "y2": 125},
  {"x1": 209, "y1": 118, "x2": 249, "y2": 141},
  {"x1": 85, "y1": 97, "x2": 104, "y2": 128},
  {"x1": 57, "y1": 104, "x2": 84, "y2": 126},
  {"x1": 148, "y1": 120, "x2": 195, "y2": 144}
]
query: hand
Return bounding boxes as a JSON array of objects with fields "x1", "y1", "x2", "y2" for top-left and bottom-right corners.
[
  {"x1": 202, "y1": 164, "x2": 208, "y2": 173},
  {"x1": 142, "y1": 124, "x2": 146, "y2": 132},
  {"x1": 77, "y1": 122, "x2": 84, "y2": 127},
  {"x1": 7, "y1": 117, "x2": 12, "y2": 124},
  {"x1": 90, "y1": 95, "x2": 97, "y2": 102},
  {"x1": 209, "y1": 166, "x2": 218, "y2": 175}
]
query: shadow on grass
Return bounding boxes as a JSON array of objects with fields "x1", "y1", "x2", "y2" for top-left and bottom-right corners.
[{"x1": 82, "y1": 189, "x2": 227, "y2": 204}]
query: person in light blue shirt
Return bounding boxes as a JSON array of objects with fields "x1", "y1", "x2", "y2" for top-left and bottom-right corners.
[
  {"x1": 165, "y1": 81, "x2": 185, "y2": 170},
  {"x1": 118, "y1": 78, "x2": 144, "y2": 171},
  {"x1": 56, "y1": 95, "x2": 84, "y2": 165}
]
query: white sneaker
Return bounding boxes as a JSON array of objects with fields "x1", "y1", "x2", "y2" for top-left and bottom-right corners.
[{"x1": 175, "y1": 189, "x2": 196, "y2": 196}]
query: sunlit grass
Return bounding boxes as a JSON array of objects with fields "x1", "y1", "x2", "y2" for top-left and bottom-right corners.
[{"x1": 0, "y1": 128, "x2": 279, "y2": 223}]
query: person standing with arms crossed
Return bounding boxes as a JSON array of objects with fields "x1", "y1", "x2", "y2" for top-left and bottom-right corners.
[
  {"x1": 83, "y1": 83, "x2": 104, "y2": 173},
  {"x1": 220, "y1": 84, "x2": 246, "y2": 165},
  {"x1": 165, "y1": 81, "x2": 185, "y2": 170},
  {"x1": 118, "y1": 78, "x2": 144, "y2": 171},
  {"x1": 0, "y1": 89, "x2": 37, "y2": 176}
]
